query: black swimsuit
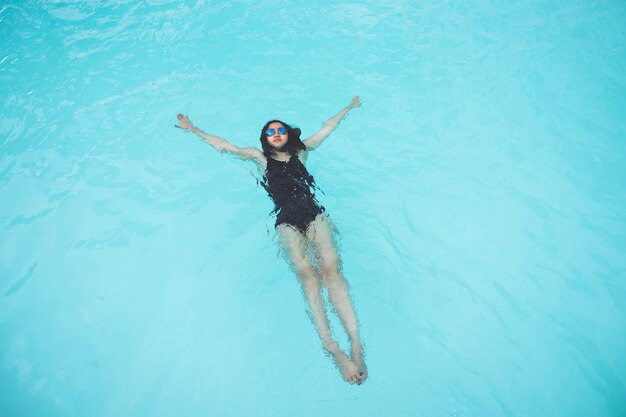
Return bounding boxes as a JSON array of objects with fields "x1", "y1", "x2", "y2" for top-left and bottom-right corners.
[{"x1": 261, "y1": 154, "x2": 324, "y2": 234}]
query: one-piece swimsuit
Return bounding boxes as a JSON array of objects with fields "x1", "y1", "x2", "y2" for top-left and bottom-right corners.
[{"x1": 262, "y1": 154, "x2": 324, "y2": 234}]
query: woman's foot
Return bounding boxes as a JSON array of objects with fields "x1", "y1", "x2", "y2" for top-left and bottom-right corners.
[
  {"x1": 323, "y1": 341, "x2": 362, "y2": 384},
  {"x1": 350, "y1": 341, "x2": 368, "y2": 385}
]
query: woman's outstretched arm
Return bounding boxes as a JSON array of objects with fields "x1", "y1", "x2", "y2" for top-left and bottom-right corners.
[
  {"x1": 302, "y1": 96, "x2": 361, "y2": 151},
  {"x1": 175, "y1": 114, "x2": 264, "y2": 164}
]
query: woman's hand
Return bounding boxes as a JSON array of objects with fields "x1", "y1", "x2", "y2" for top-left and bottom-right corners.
[
  {"x1": 175, "y1": 113, "x2": 194, "y2": 130},
  {"x1": 349, "y1": 96, "x2": 361, "y2": 109}
]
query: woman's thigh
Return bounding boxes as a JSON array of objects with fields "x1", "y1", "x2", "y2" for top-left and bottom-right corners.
[
  {"x1": 276, "y1": 224, "x2": 312, "y2": 274},
  {"x1": 305, "y1": 214, "x2": 342, "y2": 275}
]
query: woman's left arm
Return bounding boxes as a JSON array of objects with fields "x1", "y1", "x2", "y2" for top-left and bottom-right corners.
[{"x1": 302, "y1": 96, "x2": 361, "y2": 151}]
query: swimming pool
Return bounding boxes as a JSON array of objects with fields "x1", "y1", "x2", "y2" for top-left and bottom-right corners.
[{"x1": 1, "y1": 1, "x2": 625, "y2": 416}]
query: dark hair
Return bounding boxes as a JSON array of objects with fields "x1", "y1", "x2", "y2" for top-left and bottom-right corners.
[{"x1": 259, "y1": 119, "x2": 306, "y2": 157}]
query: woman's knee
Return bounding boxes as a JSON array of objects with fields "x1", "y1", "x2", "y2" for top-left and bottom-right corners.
[
  {"x1": 321, "y1": 267, "x2": 346, "y2": 290},
  {"x1": 291, "y1": 256, "x2": 317, "y2": 282},
  {"x1": 317, "y1": 254, "x2": 341, "y2": 279}
]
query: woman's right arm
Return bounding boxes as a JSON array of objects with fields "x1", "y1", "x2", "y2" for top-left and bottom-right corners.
[{"x1": 175, "y1": 114, "x2": 265, "y2": 165}]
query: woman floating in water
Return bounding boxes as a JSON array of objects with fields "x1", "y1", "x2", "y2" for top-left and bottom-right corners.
[{"x1": 175, "y1": 97, "x2": 367, "y2": 384}]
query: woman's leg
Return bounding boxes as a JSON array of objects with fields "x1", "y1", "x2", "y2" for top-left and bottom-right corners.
[
  {"x1": 276, "y1": 225, "x2": 332, "y2": 344},
  {"x1": 306, "y1": 214, "x2": 368, "y2": 383},
  {"x1": 276, "y1": 224, "x2": 361, "y2": 383}
]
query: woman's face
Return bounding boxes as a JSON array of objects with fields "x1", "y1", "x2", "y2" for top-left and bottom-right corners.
[{"x1": 265, "y1": 122, "x2": 289, "y2": 150}]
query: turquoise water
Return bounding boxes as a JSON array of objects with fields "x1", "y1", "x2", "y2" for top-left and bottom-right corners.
[{"x1": 2, "y1": 1, "x2": 626, "y2": 416}]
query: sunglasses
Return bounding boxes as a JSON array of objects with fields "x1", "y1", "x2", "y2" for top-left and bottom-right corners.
[{"x1": 265, "y1": 127, "x2": 288, "y2": 136}]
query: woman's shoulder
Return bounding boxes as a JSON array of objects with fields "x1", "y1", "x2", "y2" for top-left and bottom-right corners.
[
  {"x1": 238, "y1": 147, "x2": 266, "y2": 169},
  {"x1": 297, "y1": 149, "x2": 309, "y2": 165}
]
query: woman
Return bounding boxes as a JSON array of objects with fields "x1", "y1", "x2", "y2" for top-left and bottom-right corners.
[{"x1": 175, "y1": 96, "x2": 367, "y2": 384}]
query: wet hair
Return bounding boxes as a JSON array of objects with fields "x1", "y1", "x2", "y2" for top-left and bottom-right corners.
[{"x1": 259, "y1": 119, "x2": 306, "y2": 157}]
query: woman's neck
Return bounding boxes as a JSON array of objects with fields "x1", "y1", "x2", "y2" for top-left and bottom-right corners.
[{"x1": 272, "y1": 150, "x2": 290, "y2": 161}]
